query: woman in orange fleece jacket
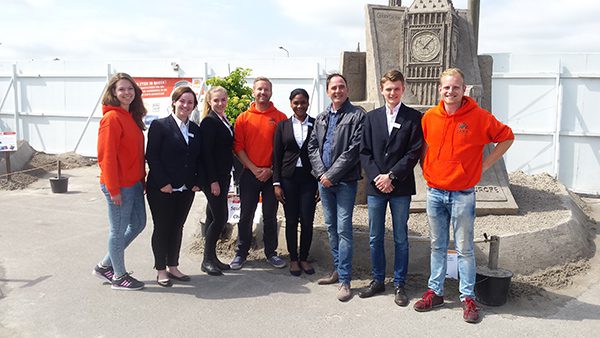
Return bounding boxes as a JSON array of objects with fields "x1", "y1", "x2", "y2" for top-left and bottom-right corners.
[{"x1": 92, "y1": 73, "x2": 147, "y2": 291}]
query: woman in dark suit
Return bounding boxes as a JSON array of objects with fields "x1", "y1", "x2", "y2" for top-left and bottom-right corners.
[
  {"x1": 273, "y1": 88, "x2": 318, "y2": 276},
  {"x1": 146, "y1": 86, "x2": 203, "y2": 287},
  {"x1": 199, "y1": 86, "x2": 233, "y2": 276}
]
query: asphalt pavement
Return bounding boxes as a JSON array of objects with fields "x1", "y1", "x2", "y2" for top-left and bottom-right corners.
[{"x1": 1, "y1": 165, "x2": 599, "y2": 337}]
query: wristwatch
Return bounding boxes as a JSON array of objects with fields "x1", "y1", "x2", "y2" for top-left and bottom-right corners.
[{"x1": 388, "y1": 172, "x2": 397, "y2": 180}]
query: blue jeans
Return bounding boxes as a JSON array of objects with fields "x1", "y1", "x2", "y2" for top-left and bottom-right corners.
[
  {"x1": 318, "y1": 181, "x2": 357, "y2": 285},
  {"x1": 426, "y1": 187, "x2": 476, "y2": 301},
  {"x1": 100, "y1": 182, "x2": 146, "y2": 277},
  {"x1": 367, "y1": 194, "x2": 411, "y2": 287}
]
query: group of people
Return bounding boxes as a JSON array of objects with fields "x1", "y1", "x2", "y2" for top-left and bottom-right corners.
[{"x1": 91, "y1": 67, "x2": 513, "y2": 324}]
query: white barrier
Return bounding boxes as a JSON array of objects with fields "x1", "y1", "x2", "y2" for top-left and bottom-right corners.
[{"x1": 1, "y1": 53, "x2": 598, "y2": 194}]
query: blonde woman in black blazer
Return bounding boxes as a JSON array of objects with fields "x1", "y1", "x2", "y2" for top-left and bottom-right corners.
[
  {"x1": 273, "y1": 88, "x2": 318, "y2": 276},
  {"x1": 146, "y1": 86, "x2": 203, "y2": 287},
  {"x1": 199, "y1": 86, "x2": 233, "y2": 276}
]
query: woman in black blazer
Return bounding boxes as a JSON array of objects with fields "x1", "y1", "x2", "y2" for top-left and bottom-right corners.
[
  {"x1": 273, "y1": 88, "x2": 318, "y2": 276},
  {"x1": 199, "y1": 86, "x2": 233, "y2": 276},
  {"x1": 146, "y1": 86, "x2": 203, "y2": 287}
]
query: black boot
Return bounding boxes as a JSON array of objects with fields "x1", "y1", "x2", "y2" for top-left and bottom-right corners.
[
  {"x1": 214, "y1": 256, "x2": 230, "y2": 271},
  {"x1": 201, "y1": 260, "x2": 222, "y2": 276},
  {"x1": 204, "y1": 221, "x2": 224, "y2": 276}
]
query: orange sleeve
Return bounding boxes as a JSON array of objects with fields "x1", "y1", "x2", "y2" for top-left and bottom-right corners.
[
  {"x1": 487, "y1": 114, "x2": 514, "y2": 143},
  {"x1": 98, "y1": 112, "x2": 122, "y2": 197},
  {"x1": 233, "y1": 113, "x2": 246, "y2": 154}
]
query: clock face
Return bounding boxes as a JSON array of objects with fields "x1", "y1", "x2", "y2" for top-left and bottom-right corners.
[{"x1": 411, "y1": 31, "x2": 441, "y2": 62}]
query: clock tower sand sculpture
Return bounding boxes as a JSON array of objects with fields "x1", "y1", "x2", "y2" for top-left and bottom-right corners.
[{"x1": 342, "y1": 0, "x2": 518, "y2": 214}]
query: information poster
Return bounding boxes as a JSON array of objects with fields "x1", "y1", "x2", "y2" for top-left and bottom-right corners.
[
  {"x1": 134, "y1": 77, "x2": 204, "y2": 127},
  {"x1": 0, "y1": 131, "x2": 17, "y2": 152}
]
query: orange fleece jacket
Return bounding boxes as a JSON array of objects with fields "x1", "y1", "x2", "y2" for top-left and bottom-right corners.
[
  {"x1": 422, "y1": 96, "x2": 514, "y2": 191},
  {"x1": 233, "y1": 102, "x2": 287, "y2": 167},
  {"x1": 97, "y1": 105, "x2": 146, "y2": 197}
]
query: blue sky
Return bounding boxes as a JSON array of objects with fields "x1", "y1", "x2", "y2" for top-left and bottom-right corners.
[{"x1": 1, "y1": 0, "x2": 600, "y2": 61}]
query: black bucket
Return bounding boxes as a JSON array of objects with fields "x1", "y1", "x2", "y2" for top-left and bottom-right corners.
[
  {"x1": 49, "y1": 176, "x2": 69, "y2": 193},
  {"x1": 475, "y1": 266, "x2": 513, "y2": 306}
]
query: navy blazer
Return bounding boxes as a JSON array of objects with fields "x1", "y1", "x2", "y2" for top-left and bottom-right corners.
[
  {"x1": 146, "y1": 115, "x2": 203, "y2": 191},
  {"x1": 272, "y1": 116, "x2": 315, "y2": 183},
  {"x1": 199, "y1": 110, "x2": 234, "y2": 185},
  {"x1": 360, "y1": 103, "x2": 423, "y2": 196}
]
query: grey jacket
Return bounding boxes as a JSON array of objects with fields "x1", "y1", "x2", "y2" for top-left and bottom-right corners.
[{"x1": 308, "y1": 99, "x2": 366, "y2": 184}]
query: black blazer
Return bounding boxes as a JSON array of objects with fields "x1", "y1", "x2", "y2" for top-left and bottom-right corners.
[
  {"x1": 199, "y1": 110, "x2": 234, "y2": 185},
  {"x1": 360, "y1": 103, "x2": 423, "y2": 196},
  {"x1": 273, "y1": 116, "x2": 315, "y2": 183},
  {"x1": 146, "y1": 115, "x2": 203, "y2": 190}
]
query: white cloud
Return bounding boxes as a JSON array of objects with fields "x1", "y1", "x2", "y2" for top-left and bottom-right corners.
[
  {"x1": 478, "y1": 0, "x2": 600, "y2": 53},
  {"x1": 2, "y1": 0, "x2": 600, "y2": 61}
]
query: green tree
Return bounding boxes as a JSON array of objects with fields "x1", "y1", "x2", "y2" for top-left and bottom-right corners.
[{"x1": 205, "y1": 67, "x2": 253, "y2": 125}]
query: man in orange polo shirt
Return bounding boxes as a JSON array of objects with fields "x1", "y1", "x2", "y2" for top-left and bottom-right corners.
[
  {"x1": 414, "y1": 68, "x2": 514, "y2": 323},
  {"x1": 230, "y1": 77, "x2": 287, "y2": 270}
]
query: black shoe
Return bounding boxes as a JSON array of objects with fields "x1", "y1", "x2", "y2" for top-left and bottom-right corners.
[
  {"x1": 358, "y1": 280, "x2": 385, "y2": 298},
  {"x1": 289, "y1": 261, "x2": 301, "y2": 276},
  {"x1": 201, "y1": 261, "x2": 223, "y2": 276},
  {"x1": 215, "y1": 258, "x2": 231, "y2": 271},
  {"x1": 394, "y1": 285, "x2": 409, "y2": 307},
  {"x1": 167, "y1": 272, "x2": 191, "y2": 282},
  {"x1": 157, "y1": 276, "x2": 172, "y2": 287},
  {"x1": 300, "y1": 261, "x2": 315, "y2": 275}
]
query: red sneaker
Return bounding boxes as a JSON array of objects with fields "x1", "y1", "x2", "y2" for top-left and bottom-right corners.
[
  {"x1": 462, "y1": 297, "x2": 480, "y2": 323},
  {"x1": 413, "y1": 289, "x2": 444, "y2": 312}
]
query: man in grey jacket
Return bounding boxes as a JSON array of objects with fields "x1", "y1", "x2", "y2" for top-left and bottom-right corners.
[{"x1": 308, "y1": 73, "x2": 365, "y2": 302}]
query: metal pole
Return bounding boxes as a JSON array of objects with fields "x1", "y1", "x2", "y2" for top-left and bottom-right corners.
[
  {"x1": 553, "y1": 61, "x2": 563, "y2": 179},
  {"x1": 316, "y1": 62, "x2": 321, "y2": 114},
  {"x1": 0, "y1": 77, "x2": 14, "y2": 112},
  {"x1": 73, "y1": 64, "x2": 111, "y2": 153},
  {"x1": 4, "y1": 152, "x2": 10, "y2": 181},
  {"x1": 468, "y1": 0, "x2": 480, "y2": 54},
  {"x1": 278, "y1": 46, "x2": 289, "y2": 57},
  {"x1": 487, "y1": 235, "x2": 499, "y2": 270},
  {"x1": 12, "y1": 64, "x2": 19, "y2": 138}
]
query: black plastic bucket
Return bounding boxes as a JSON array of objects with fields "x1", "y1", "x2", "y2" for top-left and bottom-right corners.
[
  {"x1": 475, "y1": 266, "x2": 513, "y2": 306},
  {"x1": 49, "y1": 176, "x2": 69, "y2": 193}
]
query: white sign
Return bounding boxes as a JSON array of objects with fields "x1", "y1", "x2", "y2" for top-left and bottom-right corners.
[
  {"x1": 446, "y1": 250, "x2": 458, "y2": 280},
  {"x1": 0, "y1": 131, "x2": 17, "y2": 152},
  {"x1": 226, "y1": 193, "x2": 263, "y2": 225},
  {"x1": 227, "y1": 194, "x2": 241, "y2": 224}
]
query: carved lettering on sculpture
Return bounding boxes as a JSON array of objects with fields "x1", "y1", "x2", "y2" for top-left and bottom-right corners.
[
  {"x1": 376, "y1": 12, "x2": 403, "y2": 20},
  {"x1": 475, "y1": 186, "x2": 501, "y2": 194}
]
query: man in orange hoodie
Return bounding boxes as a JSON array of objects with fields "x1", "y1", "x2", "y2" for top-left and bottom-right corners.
[
  {"x1": 230, "y1": 77, "x2": 287, "y2": 270},
  {"x1": 414, "y1": 68, "x2": 514, "y2": 323}
]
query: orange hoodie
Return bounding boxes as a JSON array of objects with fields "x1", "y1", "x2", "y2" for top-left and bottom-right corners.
[
  {"x1": 97, "y1": 105, "x2": 146, "y2": 197},
  {"x1": 422, "y1": 96, "x2": 514, "y2": 191},
  {"x1": 233, "y1": 102, "x2": 287, "y2": 167}
]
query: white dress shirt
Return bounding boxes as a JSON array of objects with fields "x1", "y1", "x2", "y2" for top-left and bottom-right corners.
[
  {"x1": 292, "y1": 115, "x2": 310, "y2": 167},
  {"x1": 385, "y1": 102, "x2": 402, "y2": 135}
]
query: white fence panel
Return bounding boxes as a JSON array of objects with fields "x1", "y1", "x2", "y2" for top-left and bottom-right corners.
[
  {"x1": 1, "y1": 54, "x2": 599, "y2": 194},
  {"x1": 491, "y1": 53, "x2": 600, "y2": 195}
]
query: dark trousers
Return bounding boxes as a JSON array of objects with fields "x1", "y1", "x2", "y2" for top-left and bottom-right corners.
[
  {"x1": 236, "y1": 169, "x2": 278, "y2": 259},
  {"x1": 147, "y1": 189, "x2": 195, "y2": 270},
  {"x1": 282, "y1": 168, "x2": 317, "y2": 261},
  {"x1": 202, "y1": 177, "x2": 230, "y2": 261}
]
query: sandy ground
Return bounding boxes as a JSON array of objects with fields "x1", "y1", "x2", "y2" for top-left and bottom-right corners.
[
  {"x1": 314, "y1": 171, "x2": 571, "y2": 238},
  {"x1": 0, "y1": 152, "x2": 96, "y2": 190}
]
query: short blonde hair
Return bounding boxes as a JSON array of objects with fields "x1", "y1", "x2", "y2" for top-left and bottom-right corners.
[{"x1": 439, "y1": 68, "x2": 465, "y2": 85}]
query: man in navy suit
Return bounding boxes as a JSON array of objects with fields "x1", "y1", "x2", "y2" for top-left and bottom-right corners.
[{"x1": 359, "y1": 69, "x2": 423, "y2": 306}]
